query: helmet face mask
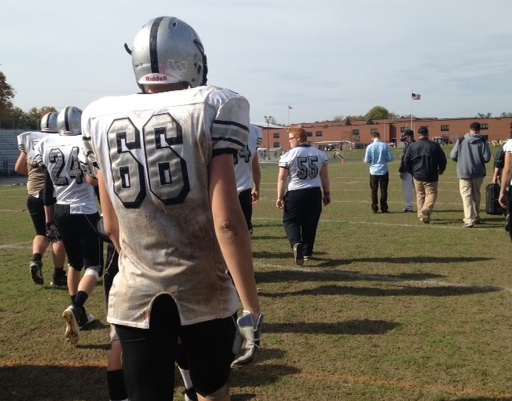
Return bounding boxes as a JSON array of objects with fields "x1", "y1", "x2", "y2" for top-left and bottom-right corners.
[
  {"x1": 131, "y1": 16, "x2": 208, "y2": 90},
  {"x1": 57, "y1": 106, "x2": 82, "y2": 135},
  {"x1": 41, "y1": 112, "x2": 58, "y2": 132}
]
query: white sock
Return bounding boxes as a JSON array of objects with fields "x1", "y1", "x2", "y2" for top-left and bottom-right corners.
[{"x1": 179, "y1": 367, "x2": 194, "y2": 389}]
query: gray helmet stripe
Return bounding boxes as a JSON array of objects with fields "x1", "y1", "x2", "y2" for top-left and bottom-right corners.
[
  {"x1": 149, "y1": 17, "x2": 165, "y2": 74},
  {"x1": 64, "y1": 107, "x2": 71, "y2": 131}
]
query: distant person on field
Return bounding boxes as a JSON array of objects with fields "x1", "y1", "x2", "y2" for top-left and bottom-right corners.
[
  {"x1": 234, "y1": 124, "x2": 262, "y2": 235},
  {"x1": 398, "y1": 129, "x2": 415, "y2": 213},
  {"x1": 276, "y1": 127, "x2": 330, "y2": 264},
  {"x1": 15, "y1": 112, "x2": 67, "y2": 287},
  {"x1": 403, "y1": 126, "x2": 447, "y2": 224},
  {"x1": 499, "y1": 140, "x2": 512, "y2": 238},
  {"x1": 450, "y1": 122, "x2": 492, "y2": 228},
  {"x1": 364, "y1": 131, "x2": 394, "y2": 213}
]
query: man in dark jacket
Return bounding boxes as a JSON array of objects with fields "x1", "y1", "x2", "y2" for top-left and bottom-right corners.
[{"x1": 403, "y1": 126, "x2": 447, "y2": 224}]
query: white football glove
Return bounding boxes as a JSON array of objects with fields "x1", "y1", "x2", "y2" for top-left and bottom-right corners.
[
  {"x1": 46, "y1": 222, "x2": 61, "y2": 243},
  {"x1": 231, "y1": 310, "x2": 263, "y2": 367}
]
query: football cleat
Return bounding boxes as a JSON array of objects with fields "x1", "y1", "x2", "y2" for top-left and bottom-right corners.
[
  {"x1": 30, "y1": 260, "x2": 44, "y2": 285},
  {"x1": 293, "y1": 243, "x2": 304, "y2": 266}
]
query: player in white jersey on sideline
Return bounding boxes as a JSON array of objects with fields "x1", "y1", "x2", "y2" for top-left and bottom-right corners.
[
  {"x1": 234, "y1": 124, "x2": 262, "y2": 235},
  {"x1": 34, "y1": 106, "x2": 102, "y2": 345},
  {"x1": 276, "y1": 127, "x2": 331, "y2": 265},
  {"x1": 82, "y1": 16, "x2": 262, "y2": 401},
  {"x1": 15, "y1": 112, "x2": 67, "y2": 286}
]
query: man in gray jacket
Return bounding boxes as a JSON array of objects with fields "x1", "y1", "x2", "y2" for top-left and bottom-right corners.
[{"x1": 450, "y1": 122, "x2": 492, "y2": 228}]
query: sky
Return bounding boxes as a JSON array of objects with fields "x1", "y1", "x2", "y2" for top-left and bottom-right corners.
[{"x1": 2, "y1": 0, "x2": 512, "y2": 126}]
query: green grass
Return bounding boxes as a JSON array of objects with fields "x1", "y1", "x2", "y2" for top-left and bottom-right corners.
[{"x1": 1, "y1": 145, "x2": 512, "y2": 401}]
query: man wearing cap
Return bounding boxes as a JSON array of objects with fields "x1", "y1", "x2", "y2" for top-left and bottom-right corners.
[
  {"x1": 399, "y1": 130, "x2": 416, "y2": 212},
  {"x1": 450, "y1": 122, "x2": 492, "y2": 228},
  {"x1": 403, "y1": 126, "x2": 447, "y2": 224}
]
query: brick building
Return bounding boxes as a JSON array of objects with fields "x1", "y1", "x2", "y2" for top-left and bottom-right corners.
[{"x1": 258, "y1": 116, "x2": 512, "y2": 151}]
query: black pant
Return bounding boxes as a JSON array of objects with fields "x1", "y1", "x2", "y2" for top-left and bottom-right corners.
[
  {"x1": 283, "y1": 187, "x2": 322, "y2": 256},
  {"x1": 115, "y1": 295, "x2": 236, "y2": 401},
  {"x1": 238, "y1": 188, "x2": 253, "y2": 231},
  {"x1": 369, "y1": 173, "x2": 389, "y2": 212}
]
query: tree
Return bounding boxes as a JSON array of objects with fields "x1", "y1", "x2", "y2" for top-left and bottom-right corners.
[
  {"x1": 0, "y1": 70, "x2": 16, "y2": 128},
  {"x1": 365, "y1": 106, "x2": 391, "y2": 124}
]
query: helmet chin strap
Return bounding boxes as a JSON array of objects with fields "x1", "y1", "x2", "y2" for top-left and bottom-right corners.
[{"x1": 124, "y1": 43, "x2": 132, "y2": 55}]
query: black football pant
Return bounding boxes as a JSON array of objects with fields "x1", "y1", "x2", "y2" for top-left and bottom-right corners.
[
  {"x1": 369, "y1": 172, "x2": 389, "y2": 212},
  {"x1": 283, "y1": 187, "x2": 322, "y2": 257}
]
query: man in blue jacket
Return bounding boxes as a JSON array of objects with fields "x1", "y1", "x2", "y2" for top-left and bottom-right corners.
[
  {"x1": 364, "y1": 131, "x2": 394, "y2": 213},
  {"x1": 450, "y1": 122, "x2": 492, "y2": 228}
]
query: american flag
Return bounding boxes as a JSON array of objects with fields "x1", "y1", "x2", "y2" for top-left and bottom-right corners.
[{"x1": 411, "y1": 93, "x2": 421, "y2": 100}]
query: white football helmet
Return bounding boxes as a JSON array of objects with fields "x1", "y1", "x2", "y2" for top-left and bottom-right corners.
[
  {"x1": 40, "y1": 112, "x2": 58, "y2": 132},
  {"x1": 56, "y1": 106, "x2": 82, "y2": 135},
  {"x1": 130, "y1": 16, "x2": 207, "y2": 89}
]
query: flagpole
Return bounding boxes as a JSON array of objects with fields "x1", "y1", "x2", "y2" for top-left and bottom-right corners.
[{"x1": 410, "y1": 90, "x2": 413, "y2": 130}]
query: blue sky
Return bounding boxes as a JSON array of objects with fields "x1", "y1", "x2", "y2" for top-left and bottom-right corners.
[{"x1": 2, "y1": 0, "x2": 511, "y2": 126}]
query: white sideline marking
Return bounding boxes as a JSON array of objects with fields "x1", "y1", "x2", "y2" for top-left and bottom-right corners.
[
  {"x1": 252, "y1": 216, "x2": 503, "y2": 231},
  {"x1": 254, "y1": 260, "x2": 506, "y2": 293},
  {"x1": 0, "y1": 242, "x2": 31, "y2": 249}
]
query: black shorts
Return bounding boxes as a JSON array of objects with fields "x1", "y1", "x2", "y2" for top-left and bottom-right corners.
[
  {"x1": 54, "y1": 204, "x2": 101, "y2": 270},
  {"x1": 115, "y1": 294, "x2": 236, "y2": 401},
  {"x1": 27, "y1": 192, "x2": 45, "y2": 236}
]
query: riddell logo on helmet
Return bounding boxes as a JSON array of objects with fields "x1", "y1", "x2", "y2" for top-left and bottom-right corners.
[{"x1": 145, "y1": 75, "x2": 168, "y2": 82}]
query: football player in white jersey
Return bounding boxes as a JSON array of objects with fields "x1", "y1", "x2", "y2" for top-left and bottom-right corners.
[
  {"x1": 34, "y1": 106, "x2": 102, "y2": 345},
  {"x1": 276, "y1": 127, "x2": 331, "y2": 264},
  {"x1": 234, "y1": 124, "x2": 262, "y2": 235},
  {"x1": 82, "y1": 16, "x2": 262, "y2": 401},
  {"x1": 15, "y1": 112, "x2": 67, "y2": 286}
]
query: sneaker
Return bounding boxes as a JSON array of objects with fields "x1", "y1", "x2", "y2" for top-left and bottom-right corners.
[
  {"x1": 50, "y1": 269, "x2": 67, "y2": 288},
  {"x1": 293, "y1": 243, "x2": 304, "y2": 266},
  {"x1": 303, "y1": 255, "x2": 313, "y2": 261},
  {"x1": 183, "y1": 387, "x2": 198, "y2": 401},
  {"x1": 422, "y1": 210, "x2": 430, "y2": 224},
  {"x1": 403, "y1": 208, "x2": 413, "y2": 213},
  {"x1": 30, "y1": 260, "x2": 44, "y2": 285},
  {"x1": 464, "y1": 224, "x2": 474, "y2": 228},
  {"x1": 62, "y1": 305, "x2": 81, "y2": 345}
]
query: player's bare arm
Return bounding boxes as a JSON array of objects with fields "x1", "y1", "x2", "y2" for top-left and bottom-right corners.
[
  {"x1": 97, "y1": 171, "x2": 121, "y2": 253},
  {"x1": 209, "y1": 153, "x2": 261, "y2": 321}
]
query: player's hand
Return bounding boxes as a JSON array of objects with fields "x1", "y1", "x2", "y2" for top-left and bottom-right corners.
[
  {"x1": 499, "y1": 193, "x2": 508, "y2": 208},
  {"x1": 46, "y1": 222, "x2": 61, "y2": 243},
  {"x1": 231, "y1": 310, "x2": 263, "y2": 367}
]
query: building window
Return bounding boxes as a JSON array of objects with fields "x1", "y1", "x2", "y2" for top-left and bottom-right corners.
[
  {"x1": 306, "y1": 131, "x2": 313, "y2": 137},
  {"x1": 370, "y1": 128, "x2": 379, "y2": 134},
  {"x1": 441, "y1": 125, "x2": 449, "y2": 131},
  {"x1": 352, "y1": 129, "x2": 360, "y2": 135},
  {"x1": 273, "y1": 132, "x2": 280, "y2": 138},
  {"x1": 315, "y1": 131, "x2": 323, "y2": 137},
  {"x1": 273, "y1": 142, "x2": 280, "y2": 148},
  {"x1": 480, "y1": 123, "x2": 488, "y2": 130}
]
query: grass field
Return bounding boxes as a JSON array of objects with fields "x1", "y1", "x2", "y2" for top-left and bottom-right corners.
[{"x1": 1, "y1": 145, "x2": 512, "y2": 401}]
